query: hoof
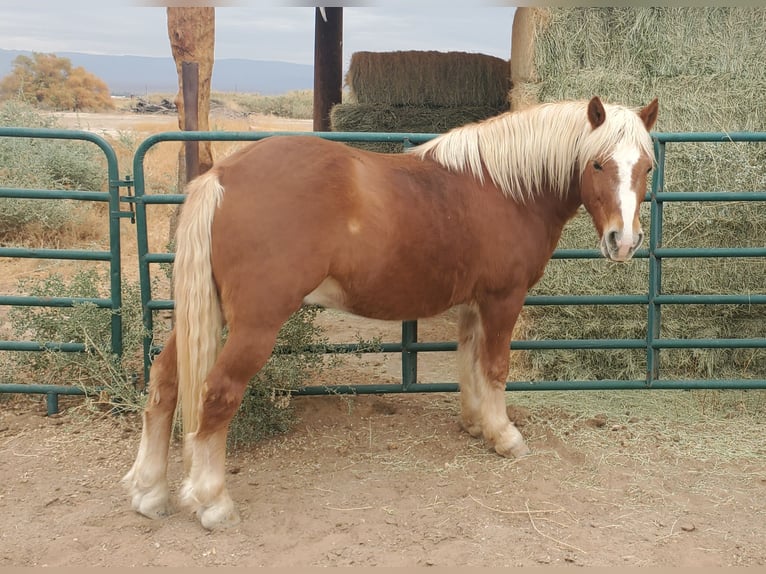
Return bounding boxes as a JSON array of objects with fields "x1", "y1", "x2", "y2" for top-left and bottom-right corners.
[
  {"x1": 131, "y1": 489, "x2": 174, "y2": 519},
  {"x1": 495, "y1": 441, "x2": 532, "y2": 458},
  {"x1": 495, "y1": 436, "x2": 531, "y2": 459},
  {"x1": 181, "y1": 478, "x2": 240, "y2": 530},
  {"x1": 199, "y1": 500, "x2": 241, "y2": 530},
  {"x1": 123, "y1": 471, "x2": 172, "y2": 519},
  {"x1": 492, "y1": 424, "x2": 531, "y2": 459}
]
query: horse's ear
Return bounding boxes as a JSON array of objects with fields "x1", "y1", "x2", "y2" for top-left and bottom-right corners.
[
  {"x1": 639, "y1": 98, "x2": 659, "y2": 131},
  {"x1": 587, "y1": 96, "x2": 606, "y2": 129}
]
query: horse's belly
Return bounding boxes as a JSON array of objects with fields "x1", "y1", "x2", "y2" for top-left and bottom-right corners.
[{"x1": 303, "y1": 273, "x2": 460, "y2": 321}]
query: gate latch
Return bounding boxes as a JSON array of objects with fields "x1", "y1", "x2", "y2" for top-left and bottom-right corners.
[{"x1": 116, "y1": 175, "x2": 136, "y2": 224}]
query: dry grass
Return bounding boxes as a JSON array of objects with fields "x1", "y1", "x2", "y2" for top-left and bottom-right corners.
[{"x1": 509, "y1": 388, "x2": 766, "y2": 461}]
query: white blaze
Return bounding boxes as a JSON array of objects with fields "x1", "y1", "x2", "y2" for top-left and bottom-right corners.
[{"x1": 611, "y1": 142, "x2": 640, "y2": 257}]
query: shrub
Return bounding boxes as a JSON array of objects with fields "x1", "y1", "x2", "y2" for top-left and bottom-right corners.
[
  {"x1": 0, "y1": 100, "x2": 106, "y2": 243},
  {"x1": 6, "y1": 269, "x2": 146, "y2": 412}
]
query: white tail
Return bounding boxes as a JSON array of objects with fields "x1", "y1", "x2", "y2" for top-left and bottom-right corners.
[{"x1": 174, "y1": 171, "x2": 225, "y2": 438}]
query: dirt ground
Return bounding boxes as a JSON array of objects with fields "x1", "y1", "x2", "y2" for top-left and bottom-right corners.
[
  {"x1": 2, "y1": 110, "x2": 765, "y2": 567},
  {"x1": 1, "y1": 378, "x2": 765, "y2": 567}
]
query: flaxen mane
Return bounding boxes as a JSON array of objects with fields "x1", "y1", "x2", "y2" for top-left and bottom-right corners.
[{"x1": 411, "y1": 100, "x2": 654, "y2": 202}]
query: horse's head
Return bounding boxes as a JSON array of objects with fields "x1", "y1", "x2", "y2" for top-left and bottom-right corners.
[{"x1": 580, "y1": 97, "x2": 659, "y2": 262}]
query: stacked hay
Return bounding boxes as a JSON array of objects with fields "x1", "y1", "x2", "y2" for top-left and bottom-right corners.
[
  {"x1": 331, "y1": 51, "x2": 510, "y2": 151},
  {"x1": 510, "y1": 7, "x2": 766, "y2": 382}
]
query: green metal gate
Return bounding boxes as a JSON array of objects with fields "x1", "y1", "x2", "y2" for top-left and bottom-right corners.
[
  {"x1": 1, "y1": 128, "x2": 764, "y2": 414},
  {"x1": 0, "y1": 127, "x2": 128, "y2": 413},
  {"x1": 132, "y1": 130, "x2": 766, "y2": 396}
]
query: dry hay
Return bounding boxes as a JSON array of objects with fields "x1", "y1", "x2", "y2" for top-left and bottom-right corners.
[
  {"x1": 329, "y1": 103, "x2": 505, "y2": 152},
  {"x1": 508, "y1": 7, "x2": 766, "y2": 383},
  {"x1": 346, "y1": 50, "x2": 510, "y2": 108}
]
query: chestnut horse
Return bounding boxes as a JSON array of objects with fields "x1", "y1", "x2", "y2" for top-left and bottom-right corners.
[{"x1": 124, "y1": 96, "x2": 658, "y2": 529}]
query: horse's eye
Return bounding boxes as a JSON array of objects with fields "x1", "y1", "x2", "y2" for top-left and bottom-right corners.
[{"x1": 593, "y1": 161, "x2": 603, "y2": 171}]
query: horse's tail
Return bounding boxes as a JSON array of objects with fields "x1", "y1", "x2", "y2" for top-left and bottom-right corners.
[{"x1": 174, "y1": 171, "x2": 225, "y2": 439}]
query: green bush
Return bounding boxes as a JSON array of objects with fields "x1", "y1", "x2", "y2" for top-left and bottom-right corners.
[
  {"x1": 0, "y1": 99, "x2": 105, "y2": 242},
  {"x1": 7, "y1": 269, "x2": 146, "y2": 412}
]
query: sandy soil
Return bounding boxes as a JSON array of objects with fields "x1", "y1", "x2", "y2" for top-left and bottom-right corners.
[
  {"x1": 2, "y1": 110, "x2": 765, "y2": 567},
  {"x1": 2, "y1": 382, "x2": 765, "y2": 567}
]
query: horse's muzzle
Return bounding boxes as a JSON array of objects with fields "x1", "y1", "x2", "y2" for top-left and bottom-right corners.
[{"x1": 601, "y1": 229, "x2": 644, "y2": 262}]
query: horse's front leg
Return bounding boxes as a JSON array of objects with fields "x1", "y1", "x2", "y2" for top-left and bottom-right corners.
[
  {"x1": 457, "y1": 296, "x2": 530, "y2": 458},
  {"x1": 123, "y1": 332, "x2": 179, "y2": 518}
]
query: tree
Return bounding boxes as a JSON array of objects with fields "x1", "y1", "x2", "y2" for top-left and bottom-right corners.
[{"x1": 0, "y1": 52, "x2": 114, "y2": 111}]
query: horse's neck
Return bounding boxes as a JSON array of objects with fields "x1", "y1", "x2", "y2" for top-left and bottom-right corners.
[
  {"x1": 530, "y1": 175, "x2": 583, "y2": 226},
  {"x1": 527, "y1": 179, "x2": 584, "y2": 252}
]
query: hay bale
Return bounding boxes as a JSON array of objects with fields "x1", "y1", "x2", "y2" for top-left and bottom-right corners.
[
  {"x1": 531, "y1": 7, "x2": 766, "y2": 80},
  {"x1": 510, "y1": 7, "x2": 766, "y2": 110},
  {"x1": 330, "y1": 103, "x2": 503, "y2": 133},
  {"x1": 330, "y1": 103, "x2": 506, "y2": 152},
  {"x1": 507, "y1": 7, "x2": 766, "y2": 382},
  {"x1": 346, "y1": 51, "x2": 510, "y2": 108}
]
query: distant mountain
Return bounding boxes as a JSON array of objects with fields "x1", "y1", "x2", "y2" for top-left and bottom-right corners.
[{"x1": 0, "y1": 49, "x2": 314, "y2": 95}]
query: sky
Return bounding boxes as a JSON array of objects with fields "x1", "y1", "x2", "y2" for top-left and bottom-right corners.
[{"x1": 0, "y1": 1, "x2": 516, "y2": 66}]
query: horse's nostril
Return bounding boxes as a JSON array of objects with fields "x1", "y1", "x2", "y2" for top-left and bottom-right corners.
[
  {"x1": 634, "y1": 230, "x2": 645, "y2": 248},
  {"x1": 606, "y1": 230, "x2": 620, "y2": 249}
]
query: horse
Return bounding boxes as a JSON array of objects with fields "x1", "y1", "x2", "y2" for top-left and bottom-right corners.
[{"x1": 124, "y1": 96, "x2": 659, "y2": 530}]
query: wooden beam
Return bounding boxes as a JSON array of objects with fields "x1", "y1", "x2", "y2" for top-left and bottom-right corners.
[{"x1": 313, "y1": 7, "x2": 343, "y2": 132}]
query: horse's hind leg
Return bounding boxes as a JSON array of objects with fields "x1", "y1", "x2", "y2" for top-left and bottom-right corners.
[
  {"x1": 123, "y1": 332, "x2": 179, "y2": 518},
  {"x1": 180, "y1": 320, "x2": 283, "y2": 530},
  {"x1": 457, "y1": 298, "x2": 530, "y2": 458}
]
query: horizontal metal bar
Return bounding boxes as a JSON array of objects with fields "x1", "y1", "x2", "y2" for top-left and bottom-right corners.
[
  {"x1": 294, "y1": 377, "x2": 766, "y2": 395},
  {"x1": 145, "y1": 253, "x2": 175, "y2": 264},
  {"x1": 293, "y1": 338, "x2": 649, "y2": 355},
  {"x1": 0, "y1": 188, "x2": 110, "y2": 201},
  {"x1": 137, "y1": 129, "x2": 436, "y2": 148},
  {"x1": 147, "y1": 299, "x2": 174, "y2": 310},
  {"x1": 513, "y1": 339, "x2": 647, "y2": 350},
  {"x1": 0, "y1": 341, "x2": 86, "y2": 352},
  {"x1": 0, "y1": 247, "x2": 112, "y2": 261},
  {"x1": 653, "y1": 338, "x2": 766, "y2": 349},
  {"x1": 525, "y1": 294, "x2": 648, "y2": 306},
  {"x1": 501, "y1": 379, "x2": 766, "y2": 390},
  {"x1": 293, "y1": 383, "x2": 439, "y2": 395},
  {"x1": 0, "y1": 384, "x2": 86, "y2": 395},
  {"x1": 655, "y1": 191, "x2": 766, "y2": 202},
  {"x1": 0, "y1": 295, "x2": 113, "y2": 308},
  {"x1": 654, "y1": 132, "x2": 766, "y2": 143},
  {"x1": 154, "y1": 334, "x2": 765, "y2": 359},
  {"x1": 654, "y1": 294, "x2": 766, "y2": 305},
  {"x1": 655, "y1": 247, "x2": 766, "y2": 258},
  {"x1": 141, "y1": 245, "x2": 764, "y2": 273}
]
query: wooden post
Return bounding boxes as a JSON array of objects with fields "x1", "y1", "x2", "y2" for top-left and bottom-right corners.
[
  {"x1": 313, "y1": 7, "x2": 343, "y2": 132},
  {"x1": 182, "y1": 61, "x2": 200, "y2": 183}
]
